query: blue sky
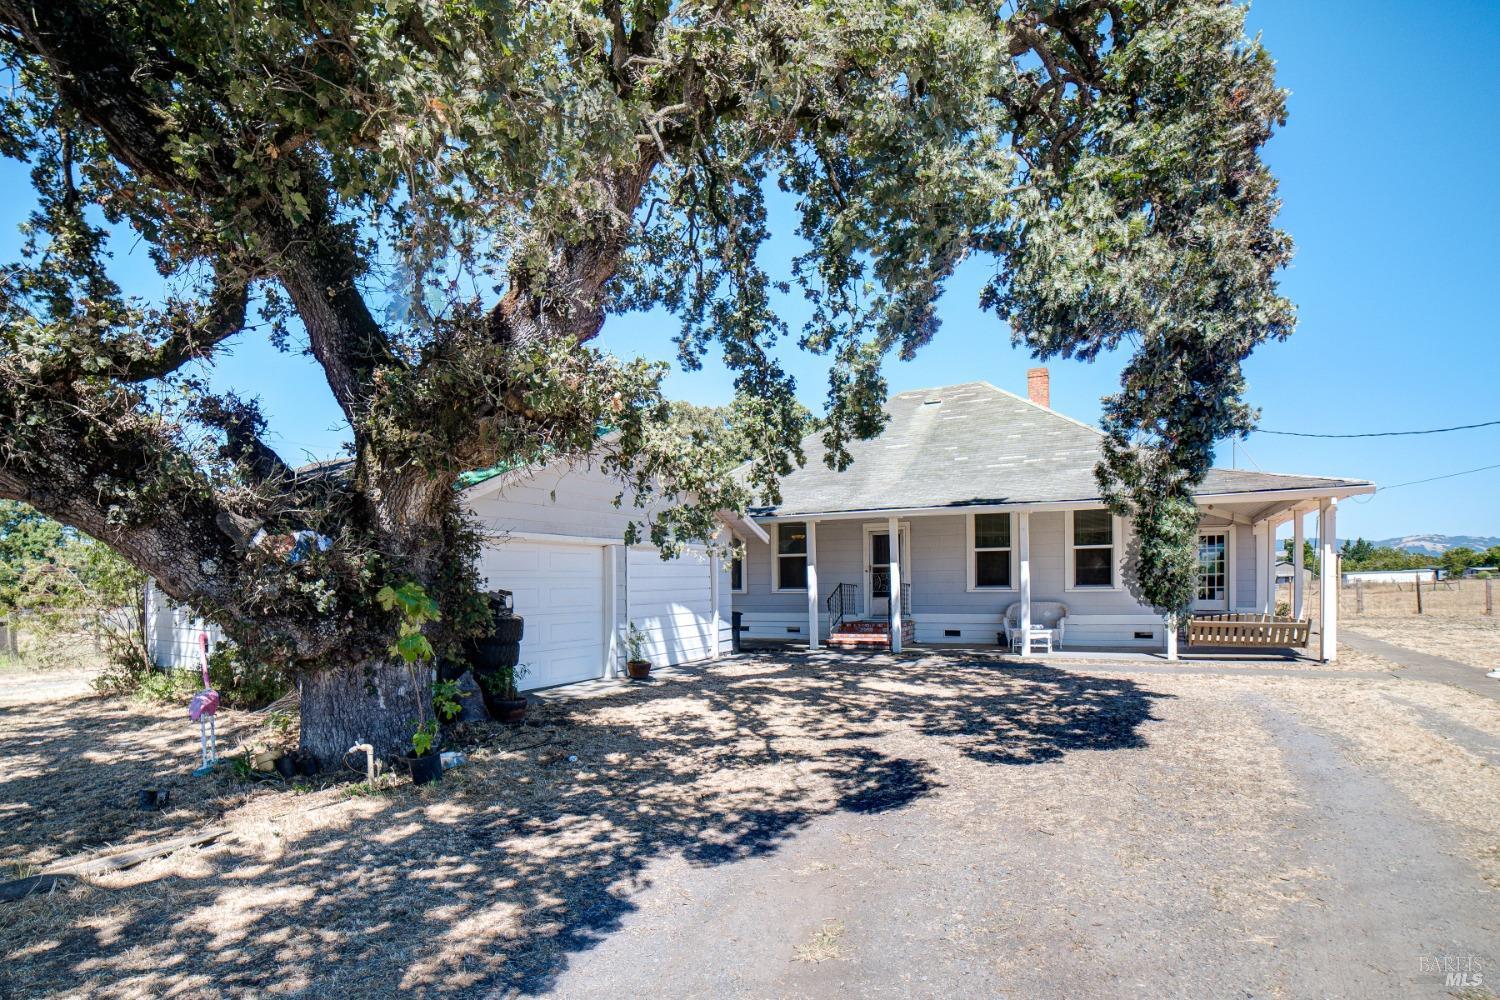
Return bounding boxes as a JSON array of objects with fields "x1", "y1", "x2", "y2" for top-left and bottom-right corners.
[{"x1": 2, "y1": 0, "x2": 1496, "y2": 541}]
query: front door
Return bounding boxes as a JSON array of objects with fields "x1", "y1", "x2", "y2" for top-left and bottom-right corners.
[
  {"x1": 864, "y1": 527, "x2": 909, "y2": 617},
  {"x1": 1194, "y1": 531, "x2": 1230, "y2": 613}
]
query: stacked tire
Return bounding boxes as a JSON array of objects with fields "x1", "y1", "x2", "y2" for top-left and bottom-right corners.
[{"x1": 465, "y1": 591, "x2": 525, "y2": 718}]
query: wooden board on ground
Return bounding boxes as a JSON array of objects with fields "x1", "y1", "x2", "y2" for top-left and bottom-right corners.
[{"x1": 0, "y1": 827, "x2": 230, "y2": 904}]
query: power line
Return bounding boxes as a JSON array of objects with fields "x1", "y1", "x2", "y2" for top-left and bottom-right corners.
[
  {"x1": 1258, "y1": 418, "x2": 1500, "y2": 439},
  {"x1": 1374, "y1": 462, "x2": 1500, "y2": 493}
]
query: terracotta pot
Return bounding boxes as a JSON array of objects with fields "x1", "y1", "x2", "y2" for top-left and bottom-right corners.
[{"x1": 626, "y1": 660, "x2": 652, "y2": 680}]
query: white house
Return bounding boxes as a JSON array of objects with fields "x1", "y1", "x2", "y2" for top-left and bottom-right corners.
[
  {"x1": 147, "y1": 371, "x2": 1373, "y2": 679},
  {"x1": 147, "y1": 456, "x2": 763, "y2": 690},
  {"x1": 460, "y1": 458, "x2": 761, "y2": 689},
  {"x1": 729, "y1": 374, "x2": 1374, "y2": 661}
]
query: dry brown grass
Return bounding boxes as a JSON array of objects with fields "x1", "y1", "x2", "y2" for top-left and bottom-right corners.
[
  {"x1": 3, "y1": 651, "x2": 1497, "y2": 997},
  {"x1": 1208, "y1": 674, "x2": 1500, "y2": 889},
  {"x1": 1342, "y1": 615, "x2": 1500, "y2": 672},
  {"x1": 1339, "y1": 578, "x2": 1494, "y2": 618},
  {"x1": 1, "y1": 651, "x2": 1169, "y2": 997}
]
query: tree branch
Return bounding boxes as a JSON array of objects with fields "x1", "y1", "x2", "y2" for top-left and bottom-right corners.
[{"x1": 118, "y1": 267, "x2": 251, "y2": 381}]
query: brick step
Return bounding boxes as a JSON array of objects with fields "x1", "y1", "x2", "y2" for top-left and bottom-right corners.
[{"x1": 828, "y1": 618, "x2": 917, "y2": 648}]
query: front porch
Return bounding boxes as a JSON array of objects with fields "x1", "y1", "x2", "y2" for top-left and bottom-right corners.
[{"x1": 731, "y1": 496, "x2": 1349, "y2": 662}]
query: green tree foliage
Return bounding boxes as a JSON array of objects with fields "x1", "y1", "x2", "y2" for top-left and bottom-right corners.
[
  {"x1": 0, "y1": 499, "x2": 66, "y2": 614},
  {"x1": 2, "y1": 503, "x2": 148, "y2": 671},
  {"x1": 1281, "y1": 537, "x2": 1319, "y2": 577},
  {"x1": 1339, "y1": 538, "x2": 1438, "y2": 572},
  {"x1": 0, "y1": 0, "x2": 1295, "y2": 755}
]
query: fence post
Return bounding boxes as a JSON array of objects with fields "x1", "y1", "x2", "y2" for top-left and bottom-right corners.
[
  {"x1": 1487, "y1": 578, "x2": 1493, "y2": 616},
  {"x1": 1415, "y1": 576, "x2": 1423, "y2": 615},
  {"x1": 1356, "y1": 580, "x2": 1364, "y2": 614}
]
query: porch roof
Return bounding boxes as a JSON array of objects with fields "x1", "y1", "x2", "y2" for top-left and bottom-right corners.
[{"x1": 747, "y1": 382, "x2": 1372, "y2": 519}]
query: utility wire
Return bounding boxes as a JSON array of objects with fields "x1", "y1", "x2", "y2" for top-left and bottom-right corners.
[
  {"x1": 1371, "y1": 462, "x2": 1500, "y2": 494},
  {"x1": 1258, "y1": 418, "x2": 1500, "y2": 438}
]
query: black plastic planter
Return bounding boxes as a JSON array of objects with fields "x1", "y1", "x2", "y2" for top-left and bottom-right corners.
[
  {"x1": 406, "y1": 752, "x2": 443, "y2": 785},
  {"x1": 273, "y1": 755, "x2": 297, "y2": 779}
]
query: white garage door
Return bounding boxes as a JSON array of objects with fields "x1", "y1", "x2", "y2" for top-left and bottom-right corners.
[
  {"x1": 627, "y1": 547, "x2": 716, "y2": 667},
  {"x1": 479, "y1": 541, "x2": 606, "y2": 690}
]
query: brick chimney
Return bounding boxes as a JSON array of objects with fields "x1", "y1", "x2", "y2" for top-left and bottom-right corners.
[{"x1": 1026, "y1": 367, "x2": 1050, "y2": 408}]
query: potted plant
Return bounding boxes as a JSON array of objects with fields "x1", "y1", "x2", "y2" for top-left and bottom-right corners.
[
  {"x1": 375, "y1": 581, "x2": 455, "y2": 785},
  {"x1": 624, "y1": 623, "x2": 652, "y2": 679},
  {"x1": 478, "y1": 663, "x2": 530, "y2": 722},
  {"x1": 406, "y1": 720, "x2": 443, "y2": 785}
]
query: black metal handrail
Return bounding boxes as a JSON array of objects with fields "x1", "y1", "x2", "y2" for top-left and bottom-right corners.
[{"x1": 826, "y1": 582, "x2": 857, "y2": 632}]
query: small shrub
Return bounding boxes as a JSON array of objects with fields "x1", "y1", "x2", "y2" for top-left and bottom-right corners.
[{"x1": 206, "y1": 646, "x2": 289, "y2": 709}]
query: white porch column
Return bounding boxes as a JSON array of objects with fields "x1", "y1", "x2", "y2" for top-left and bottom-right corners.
[
  {"x1": 806, "y1": 519, "x2": 820, "y2": 651},
  {"x1": 709, "y1": 547, "x2": 722, "y2": 660},
  {"x1": 1293, "y1": 514, "x2": 1306, "y2": 619},
  {"x1": 1319, "y1": 499, "x2": 1339, "y2": 661},
  {"x1": 1264, "y1": 518, "x2": 1280, "y2": 614},
  {"x1": 887, "y1": 515, "x2": 902, "y2": 653},
  {"x1": 1253, "y1": 521, "x2": 1269, "y2": 614},
  {"x1": 1018, "y1": 512, "x2": 1032, "y2": 654}
]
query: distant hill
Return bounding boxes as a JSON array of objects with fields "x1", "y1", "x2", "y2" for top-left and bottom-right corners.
[{"x1": 1370, "y1": 534, "x2": 1500, "y2": 556}]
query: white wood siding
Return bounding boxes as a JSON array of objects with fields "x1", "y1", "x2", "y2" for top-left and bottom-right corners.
[
  {"x1": 467, "y1": 458, "x2": 724, "y2": 681},
  {"x1": 624, "y1": 546, "x2": 720, "y2": 668},
  {"x1": 144, "y1": 579, "x2": 224, "y2": 669}
]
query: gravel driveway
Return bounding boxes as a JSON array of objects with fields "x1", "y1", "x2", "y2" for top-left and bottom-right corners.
[
  {"x1": 547, "y1": 655, "x2": 1498, "y2": 999},
  {"x1": 4, "y1": 650, "x2": 1497, "y2": 998}
]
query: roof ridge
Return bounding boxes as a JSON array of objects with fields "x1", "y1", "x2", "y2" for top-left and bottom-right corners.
[
  {"x1": 968, "y1": 380, "x2": 1107, "y2": 438},
  {"x1": 1206, "y1": 466, "x2": 1371, "y2": 485}
]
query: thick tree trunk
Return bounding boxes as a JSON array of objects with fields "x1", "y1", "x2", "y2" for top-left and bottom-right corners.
[{"x1": 299, "y1": 656, "x2": 434, "y2": 770}]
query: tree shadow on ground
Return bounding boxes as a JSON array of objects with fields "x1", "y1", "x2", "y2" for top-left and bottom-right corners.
[
  {"x1": 0, "y1": 686, "x2": 260, "y2": 866},
  {"x1": 2, "y1": 651, "x2": 1168, "y2": 997}
]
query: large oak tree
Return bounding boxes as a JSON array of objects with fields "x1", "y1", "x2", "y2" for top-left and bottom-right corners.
[{"x1": 0, "y1": 0, "x2": 1293, "y2": 763}]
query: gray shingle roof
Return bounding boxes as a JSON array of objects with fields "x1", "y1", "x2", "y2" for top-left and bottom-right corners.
[{"x1": 749, "y1": 382, "x2": 1372, "y2": 517}]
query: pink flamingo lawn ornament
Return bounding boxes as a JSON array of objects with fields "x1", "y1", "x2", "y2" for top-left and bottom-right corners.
[{"x1": 188, "y1": 630, "x2": 220, "y2": 776}]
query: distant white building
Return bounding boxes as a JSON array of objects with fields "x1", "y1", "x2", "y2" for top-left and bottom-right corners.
[
  {"x1": 143, "y1": 579, "x2": 225, "y2": 670},
  {"x1": 1341, "y1": 568, "x2": 1439, "y2": 586}
]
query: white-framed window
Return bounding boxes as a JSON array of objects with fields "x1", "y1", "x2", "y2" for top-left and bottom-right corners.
[
  {"x1": 1067, "y1": 509, "x2": 1119, "y2": 590},
  {"x1": 966, "y1": 512, "x2": 1015, "y2": 590},
  {"x1": 1195, "y1": 531, "x2": 1229, "y2": 609},
  {"x1": 730, "y1": 537, "x2": 747, "y2": 594},
  {"x1": 773, "y1": 522, "x2": 808, "y2": 592}
]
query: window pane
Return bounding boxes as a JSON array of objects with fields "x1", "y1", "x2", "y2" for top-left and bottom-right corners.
[
  {"x1": 731, "y1": 555, "x2": 743, "y2": 591},
  {"x1": 779, "y1": 555, "x2": 807, "y2": 590},
  {"x1": 975, "y1": 550, "x2": 1011, "y2": 588},
  {"x1": 974, "y1": 513, "x2": 1011, "y2": 550},
  {"x1": 778, "y1": 522, "x2": 807, "y2": 555},
  {"x1": 1073, "y1": 510, "x2": 1113, "y2": 546},
  {"x1": 1075, "y1": 547, "x2": 1113, "y2": 587},
  {"x1": 1196, "y1": 535, "x2": 1226, "y2": 600}
]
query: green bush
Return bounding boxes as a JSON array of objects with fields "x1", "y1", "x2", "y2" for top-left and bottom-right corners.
[
  {"x1": 206, "y1": 646, "x2": 290, "y2": 710},
  {"x1": 96, "y1": 644, "x2": 289, "y2": 709}
]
